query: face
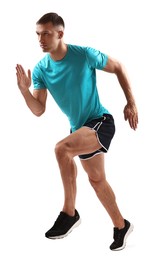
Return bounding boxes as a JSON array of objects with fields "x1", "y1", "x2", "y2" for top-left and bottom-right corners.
[{"x1": 36, "y1": 22, "x2": 63, "y2": 53}]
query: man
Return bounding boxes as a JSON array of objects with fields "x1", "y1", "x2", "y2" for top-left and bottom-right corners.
[{"x1": 16, "y1": 12, "x2": 138, "y2": 251}]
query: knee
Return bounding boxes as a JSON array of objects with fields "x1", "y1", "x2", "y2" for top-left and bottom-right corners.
[
  {"x1": 88, "y1": 173, "x2": 105, "y2": 192},
  {"x1": 55, "y1": 141, "x2": 71, "y2": 162}
]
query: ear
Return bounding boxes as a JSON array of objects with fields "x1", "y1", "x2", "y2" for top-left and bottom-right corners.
[{"x1": 58, "y1": 31, "x2": 64, "y2": 39}]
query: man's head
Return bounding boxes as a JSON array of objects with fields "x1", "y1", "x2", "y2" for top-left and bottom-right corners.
[{"x1": 36, "y1": 13, "x2": 65, "y2": 53}]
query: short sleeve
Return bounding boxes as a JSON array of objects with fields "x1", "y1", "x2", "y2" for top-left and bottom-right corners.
[
  {"x1": 32, "y1": 65, "x2": 46, "y2": 90},
  {"x1": 85, "y1": 47, "x2": 108, "y2": 70}
]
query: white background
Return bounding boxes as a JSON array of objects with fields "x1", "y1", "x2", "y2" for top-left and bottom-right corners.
[{"x1": 0, "y1": 0, "x2": 158, "y2": 259}]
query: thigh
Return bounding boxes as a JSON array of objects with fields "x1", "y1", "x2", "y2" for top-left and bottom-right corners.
[{"x1": 58, "y1": 127, "x2": 102, "y2": 157}]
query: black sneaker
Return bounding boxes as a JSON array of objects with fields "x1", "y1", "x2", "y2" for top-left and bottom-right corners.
[
  {"x1": 110, "y1": 219, "x2": 134, "y2": 251},
  {"x1": 45, "y1": 209, "x2": 81, "y2": 239}
]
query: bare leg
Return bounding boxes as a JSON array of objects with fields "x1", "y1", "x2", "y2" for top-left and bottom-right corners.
[
  {"x1": 81, "y1": 153, "x2": 125, "y2": 228},
  {"x1": 55, "y1": 126, "x2": 124, "y2": 228},
  {"x1": 55, "y1": 127, "x2": 102, "y2": 216},
  {"x1": 55, "y1": 154, "x2": 77, "y2": 216}
]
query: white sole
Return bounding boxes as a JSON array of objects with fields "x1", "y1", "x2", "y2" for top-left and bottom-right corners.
[
  {"x1": 48, "y1": 218, "x2": 81, "y2": 239},
  {"x1": 112, "y1": 223, "x2": 134, "y2": 251}
]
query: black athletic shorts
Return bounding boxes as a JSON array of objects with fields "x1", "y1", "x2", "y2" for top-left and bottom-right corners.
[{"x1": 78, "y1": 114, "x2": 115, "y2": 160}]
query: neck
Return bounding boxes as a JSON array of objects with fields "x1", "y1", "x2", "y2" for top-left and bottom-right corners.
[{"x1": 50, "y1": 42, "x2": 68, "y2": 61}]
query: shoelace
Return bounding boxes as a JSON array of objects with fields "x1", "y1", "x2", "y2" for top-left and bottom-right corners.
[
  {"x1": 53, "y1": 212, "x2": 74, "y2": 229},
  {"x1": 113, "y1": 228, "x2": 123, "y2": 245}
]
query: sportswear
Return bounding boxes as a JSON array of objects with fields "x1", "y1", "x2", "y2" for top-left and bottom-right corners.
[
  {"x1": 32, "y1": 44, "x2": 110, "y2": 132},
  {"x1": 45, "y1": 209, "x2": 81, "y2": 239},
  {"x1": 110, "y1": 219, "x2": 134, "y2": 250},
  {"x1": 79, "y1": 114, "x2": 115, "y2": 159}
]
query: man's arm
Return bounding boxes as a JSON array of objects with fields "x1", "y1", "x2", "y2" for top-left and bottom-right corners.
[
  {"x1": 16, "y1": 64, "x2": 47, "y2": 116},
  {"x1": 103, "y1": 56, "x2": 138, "y2": 130}
]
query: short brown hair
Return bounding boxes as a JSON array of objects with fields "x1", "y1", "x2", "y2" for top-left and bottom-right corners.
[{"x1": 36, "y1": 12, "x2": 65, "y2": 28}]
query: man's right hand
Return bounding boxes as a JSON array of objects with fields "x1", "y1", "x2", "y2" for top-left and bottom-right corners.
[{"x1": 16, "y1": 64, "x2": 31, "y2": 93}]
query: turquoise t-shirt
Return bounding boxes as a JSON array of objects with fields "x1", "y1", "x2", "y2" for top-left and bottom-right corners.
[{"x1": 32, "y1": 44, "x2": 110, "y2": 132}]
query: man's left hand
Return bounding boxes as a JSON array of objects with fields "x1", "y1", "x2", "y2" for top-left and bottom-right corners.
[{"x1": 124, "y1": 103, "x2": 138, "y2": 130}]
